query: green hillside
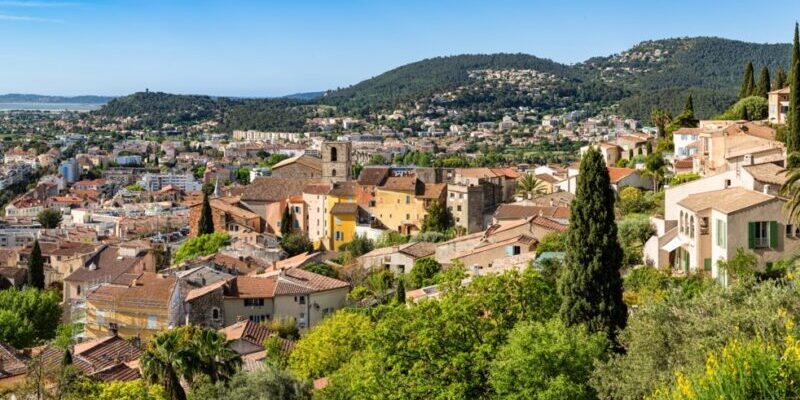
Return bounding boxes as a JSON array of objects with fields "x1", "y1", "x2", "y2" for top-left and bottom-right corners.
[
  {"x1": 321, "y1": 53, "x2": 580, "y2": 114},
  {"x1": 95, "y1": 37, "x2": 795, "y2": 128}
]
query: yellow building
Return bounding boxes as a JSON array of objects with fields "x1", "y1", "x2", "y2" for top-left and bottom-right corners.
[
  {"x1": 84, "y1": 272, "x2": 179, "y2": 341},
  {"x1": 374, "y1": 176, "x2": 446, "y2": 235},
  {"x1": 324, "y1": 182, "x2": 357, "y2": 250}
]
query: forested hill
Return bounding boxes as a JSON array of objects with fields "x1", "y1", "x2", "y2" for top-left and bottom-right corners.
[
  {"x1": 321, "y1": 53, "x2": 580, "y2": 114},
  {"x1": 94, "y1": 37, "x2": 794, "y2": 128},
  {"x1": 583, "y1": 37, "x2": 792, "y2": 119}
]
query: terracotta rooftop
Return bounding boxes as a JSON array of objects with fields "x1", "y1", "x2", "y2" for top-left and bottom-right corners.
[
  {"x1": 607, "y1": 167, "x2": 636, "y2": 184},
  {"x1": 302, "y1": 183, "x2": 331, "y2": 196},
  {"x1": 87, "y1": 272, "x2": 176, "y2": 309},
  {"x1": 65, "y1": 245, "x2": 146, "y2": 284},
  {"x1": 330, "y1": 202, "x2": 359, "y2": 215},
  {"x1": 743, "y1": 162, "x2": 788, "y2": 186},
  {"x1": 0, "y1": 342, "x2": 27, "y2": 379},
  {"x1": 357, "y1": 167, "x2": 390, "y2": 186},
  {"x1": 417, "y1": 183, "x2": 446, "y2": 199},
  {"x1": 328, "y1": 181, "x2": 356, "y2": 197},
  {"x1": 678, "y1": 187, "x2": 776, "y2": 214},
  {"x1": 220, "y1": 319, "x2": 294, "y2": 355},
  {"x1": 243, "y1": 177, "x2": 317, "y2": 203},
  {"x1": 270, "y1": 154, "x2": 322, "y2": 172},
  {"x1": 380, "y1": 176, "x2": 419, "y2": 192}
]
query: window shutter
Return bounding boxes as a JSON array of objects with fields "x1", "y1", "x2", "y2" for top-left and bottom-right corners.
[
  {"x1": 748, "y1": 222, "x2": 755, "y2": 249},
  {"x1": 704, "y1": 258, "x2": 711, "y2": 271},
  {"x1": 770, "y1": 221, "x2": 779, "y2": 248},
  {"x1": 506, "y1": 245, "x2": 513, "y2": 256}
]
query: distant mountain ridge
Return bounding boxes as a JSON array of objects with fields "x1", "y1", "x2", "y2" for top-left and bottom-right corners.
[
  {"x1": 93, "y1": 36, "x2": 795, "y2": 128},
  {"x1": 0, "y1": 93, "x2": 114, "y2": 104}
]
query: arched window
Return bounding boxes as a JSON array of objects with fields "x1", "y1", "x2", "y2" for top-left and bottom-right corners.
[
  {"x1": 76, "y1": 285, "x2": 81, "y2": 296},
  {"x1": 331, "y1": 169, "x2": 337, "y2": 177},
  {"x1": 330, "y1": 147, "x2": 338, "y2": 162},
  {"x1": 679, "y1": 211, "x2": 684, "y2": 233},
  {"x1": 689, "y1": 216, "x2": 695, "y2": 238},
  {"x1": 212, "y1": 307, "x2": 220, "y2": 320}
]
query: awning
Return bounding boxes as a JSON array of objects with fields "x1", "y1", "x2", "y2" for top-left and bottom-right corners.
[{"x1": 661, "y1": 236, "x2": 684, "y2": 253}]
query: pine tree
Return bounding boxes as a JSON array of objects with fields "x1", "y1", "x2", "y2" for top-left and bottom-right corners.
[
  {"x1": 756, "y1": 66, "x2": 771, "y2": 98},
  {"x1": 558, "y1": 148, "x2": 626, "y2": 345},
  {"x1": 683, "y1": 94, "x2": 694, "y2": 116},
  {"x1": 396, "y1": 279, "x2": 406, "y2": 304},
  {"x1": 774, "y1": 64, "x2": 788, "y2": 90},
  {"x1": 789, "y1": 23, "x2": 800, "y2": 162},
  {"x1": 280, "y1": 205, "x2": 292, "y2": 236},
  {"x1": 27, "y1": 239, "x2": 45, "y2": 289},
  {"x1": 738, "y1": 62, "x2": 755, "y2": 99},
  {"x1": 197, "y1": 192, "x2": 215, "y2": 236}
]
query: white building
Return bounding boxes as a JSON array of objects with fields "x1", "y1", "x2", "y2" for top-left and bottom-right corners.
[{"x1": 139, "y1": 173, "x2": 202, "y2": 193}]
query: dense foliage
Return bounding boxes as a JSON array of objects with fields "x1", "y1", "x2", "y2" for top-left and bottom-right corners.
[
  {"x1": 0, "y1": 287, "x2": 61, "y2": 347},
  {"x1": 173, "y1": 232, "x2": 230, "y2": 264}
]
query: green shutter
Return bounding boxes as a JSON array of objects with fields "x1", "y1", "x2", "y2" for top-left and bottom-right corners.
[
  {"x1": 704, "y1": 258, "x2": 712, "y2": 271},
  {"x1": 770, "y1": 221, "x2": 779, "y2": 248},
  {"x1": 748, "y1": 222, "x2": 756, "y2": 249}
]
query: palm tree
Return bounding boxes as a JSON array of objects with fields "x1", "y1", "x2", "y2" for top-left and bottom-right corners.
[
  {"x1": 643, "y1": 153, "x2": 666, "y2": 191},
  {"x1": 650, "y1": 109, "x2": 672, "y2": 139},
  {"x1": 191, "y1": 328, "x2": 241, "y2": 384},
  {"x1": 516, "y1": 173, "x2": 547, "y2": 199},
  {"x1": 140, "y1": 329, "x2": 192, "y2": 400}
]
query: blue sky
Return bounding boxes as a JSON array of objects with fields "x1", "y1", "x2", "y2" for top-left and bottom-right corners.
[{"x1": 1, "y1": 0, "x2": 799, "y2": 97}]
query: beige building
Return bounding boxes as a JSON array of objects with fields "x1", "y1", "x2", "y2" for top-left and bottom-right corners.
[
  {"x1": 358, "y1": 241, "x2": 436, "y2": 274},
  {"x1": 768, "y1": 87, "x2": 790, "y2": 124}
]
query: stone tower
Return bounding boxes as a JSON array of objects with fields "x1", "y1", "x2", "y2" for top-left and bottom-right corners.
[{"x1": 321, "y1": 141, "x2": 352, "y2": 183}]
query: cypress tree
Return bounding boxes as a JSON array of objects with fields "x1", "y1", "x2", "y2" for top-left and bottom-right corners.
[
  {"x1": 756, "y1": 66, "x2": 771, "y2": 98},
  {"x1": 789, "y1": 23, "x2": 800, "y2": 162},
  {"x1": 558, "y1": 148, "x2": 626, "y2": 345},
  {"x1": 774, "y1": 64, "x2": 787, "y2": 90},
  {"x1": 197, "y1": 192, "x2": 215, "y2": 236},
  {"x1": 27, "y1": 239, "x2": 45, "y2": 289},
  {"x1": 396, "y1": 279, "x2": 406, "y2": 304},
  {"x1": 683, "y1": 94, "x2": 694, "y2": 116},
  {"x1": 62, "y1": 349, "x2": 73, "y2": 366},
  {"x1": 738, "y1": 62, "x2": 755, "y2": 99},
  {"x1": 280, "y1": 205, "x2": 292, "y2": 236}
]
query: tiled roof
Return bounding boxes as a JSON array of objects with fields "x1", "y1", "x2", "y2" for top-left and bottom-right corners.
[
  {"x1": 243, "y1": 178, "x2": 317, "y2": 203},
  {"x1": 271, "y1": 154, "x2": 322, "y2": 171},
  {"x1": 490, "y1": 168, "x2": 521, "y2": 179},
  {"x1": 418, "y1": 183, "x2": 446, "y2": 199},
  {"x1": 399, "y1": 241, "x2": 436, "y2": 258},
  {"x1": 743, "y1": 162, "x2": 788, "y2": 186},
  {"x1": 220, "y1": 319, "x2": 294, "y2": 355},
  {"x1": 328, "y1": 181, "x2": 356, "y2": 197},
  {"x1": 0, "y1": 342, "x2": 27, "y2": 379},
  {"x1": 330, "y1": 202, "x2": 359, "y2": 215},
  {"x1": 185, "y1": 279, "x2": 229, "y2": 302},
  {"x1": 531, "y1": 215, "x2": 568, "y2": 232},
  {"x1": 678, "y1": 187, "x2": 776, "y2": 214},
  {"x1": 302, "y1": 183, "x2": 331, "y2": 195},
  {"x1": 455, "y1": 168, "x2": 497, "y2": 179},
  {"x1": 230, "y1": 276, "x2": 277, "y2": 298},
  {"x1": 40, "y1": 336, "x2": 141, "y2": 382},
  {"x1": 275, "y1": 268, "x2": 349, "y2": 295},
  {"x1": 87, "y1": 272, "x2": 176, "y2": 308},
  {"x1": 456, "y1": 234, "x2": 536, "y2": 258},
  {"x1": 607, "y1": 167, "x2": 636, "y2": 184},
  {"x1": 535, "y1": 173, "x2": 562, "y2": 184},
  {"x1": 65, "y1": 245, "x2": 144, "y2": 283},
  {"x1": 494, "y1": 204, "x2": 570, "y2": 220},
  {"x1": 380, "y1": 176, "x2": 418, "y2": 192},
  {"x1": 357, "y1": 167, "x2": 390, "y2": 186}
]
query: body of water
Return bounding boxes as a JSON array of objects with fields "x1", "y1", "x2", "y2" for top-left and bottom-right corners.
[{"x1": 0, "y1": 102, "x2": 103, "y2": 111}]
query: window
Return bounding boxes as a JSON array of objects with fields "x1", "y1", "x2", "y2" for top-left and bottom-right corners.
[
  {"x1": 335, "y1": 216, "x2": 341, "y2": 225},
  {"x1": 335, "y1": 231, "x2": 343, "y2": 240},
  {"x1": 297, "y1": 295, "x2": 306, "y2": 305},
  {"x1": 457, "y1": 205, "x2": 462, "y2": 212},
  {"x1": 211, "y1": 307, "x2": 220, "y2": 320},
  {"x1": 147, "y1": 315, "x2": 157, "y2": 329},
  {"x1": 405, "y1": 196, "x2": 410, "y2": 204},
  {"x1": 293, "y1": 220, "x2": 300, "y2": 228},
  {"x1": 96, "y1": 309, "x2": 105, "y2": 325},
  {"x1": 244, "y1": 298, "x2": 265, "y2": 307},
  {"x1": 369, "y1": 200, "x2": 376, "y2": 207},
  {"x1": 753, "y1": 221, "x2": 770, "y2": 248},
  {"x1": 679, "y1": 211, "x2": 684, "y2": 234},
  {"x1": 293, "y1": 206, "x2": 300, "y2": 213},
  {"x1": 249, "y1": 314, "x2": 269, "y2": 323},
  {"x1": 689, "y1": 216, "x2": 695, "y2": 238},
  {"x1": 76, "y1": 285, "x2": 81, "y2": 296},
  {"x1": 788, "y1": 224, "x2": 795, "y2": 238},
  {"x1": 331, "y1": 169, "x2": 337, "y2": 177},
  {"x1": 406, "y1": 214, "x2": 410, "y2": 220},
  {"x1": 715, "y1": 219, "x2": 727, "y2": 247},
  {"x1": 450, "y1": 192, "x2": 455, "y2": 198},
  {"x1": 330, "y1": 147, "x2": 338, "y2": 162}
]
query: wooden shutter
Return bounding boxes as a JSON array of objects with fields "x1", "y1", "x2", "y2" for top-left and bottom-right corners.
[
  {"x1": 770, "y1": 221, "x2": 779, "y2": 249},
  {"x1": 748, "y1": 222, "x2": 755, "y2": 249},
  {"x1": 704, "y1": 258, "x2": 712, "y2": 271}
]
